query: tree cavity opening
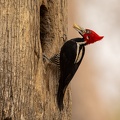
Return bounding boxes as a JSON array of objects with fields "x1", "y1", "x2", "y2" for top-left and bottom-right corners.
[{"x1": 40, "y1": 5, "x2": 48, "y2": 52}]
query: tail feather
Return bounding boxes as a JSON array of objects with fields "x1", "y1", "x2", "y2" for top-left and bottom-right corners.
[
  {"x1": 57, "y1": 73, "x2": 74, "y2": 111},
  {"x1": 57, "y1": 85, "x2": 64, "y2": 111}
]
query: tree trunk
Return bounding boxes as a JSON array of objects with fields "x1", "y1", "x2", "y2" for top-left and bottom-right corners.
[{"x1": 0, "y1": 0, "x2": 71, "y2": 120}]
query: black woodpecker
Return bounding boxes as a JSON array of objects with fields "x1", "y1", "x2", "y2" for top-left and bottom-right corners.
[
  {"x1": 57, "y1": 24, "x2": 104, "y2": 111},
  {"x1": 43, "y1": 23, "x2": 104, "y2": 111}
]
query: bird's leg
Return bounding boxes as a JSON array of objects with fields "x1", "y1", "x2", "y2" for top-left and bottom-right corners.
[
  {"x1": 43, "y1": 54, "x2": 51, "y2": 62},
  {"x1": 61, "y1": 34, "x2": 67, "y2": 42},
  {"x1": 42, "y1": 54, "x2": 53, "y2": 63},
  {"x1": 43, "y1": 54, "x2": 60, "y2": 66}
]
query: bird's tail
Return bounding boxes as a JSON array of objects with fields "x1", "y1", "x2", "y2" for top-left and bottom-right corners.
[
  {"x1": 57, "y1": 84, "x2": 66, "y2": 111},
  {"x1": 57, "y1": 74, "x2": 73, "y2": 111}
]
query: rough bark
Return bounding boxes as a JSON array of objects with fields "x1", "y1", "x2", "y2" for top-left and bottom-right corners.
[{"x1": 0, "y1": 0, "x2": 71, "y2": 120}]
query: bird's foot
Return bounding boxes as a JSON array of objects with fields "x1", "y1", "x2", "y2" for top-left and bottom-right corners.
[
  {"x1": 61, "y1": 34, "x2": 67, "y2": 42},
  {"x1": 43, "y1": 54, "x2": 60, "y2": 66},
  {"x1": 43, "y1": 54, "x2": 51, "y2": 62}
]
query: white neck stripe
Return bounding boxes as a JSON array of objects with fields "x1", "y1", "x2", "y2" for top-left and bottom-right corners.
[{"x1": 74, "y1": 41, "x2": 85, "y2": 63}]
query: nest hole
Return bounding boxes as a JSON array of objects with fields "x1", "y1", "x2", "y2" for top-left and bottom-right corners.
[{"x1": 40, "y1": 5, "x2": 48, "y2": 52}]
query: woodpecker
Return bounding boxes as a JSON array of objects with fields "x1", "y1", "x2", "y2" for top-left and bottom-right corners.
[{"x1": 57, "y1": 24, "x2": 104, "y2": 111}]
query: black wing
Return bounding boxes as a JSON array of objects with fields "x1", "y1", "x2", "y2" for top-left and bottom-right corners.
[{"x1": 57, "y1": 40, "x2": 85, "y2": 111}]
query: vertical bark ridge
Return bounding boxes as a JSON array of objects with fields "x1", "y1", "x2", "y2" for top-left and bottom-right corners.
[{"x1": 0, "y1": 0, "x2": 71, "y2": 119}]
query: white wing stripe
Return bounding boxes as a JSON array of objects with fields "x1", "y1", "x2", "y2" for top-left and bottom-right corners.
[
  {"x1": 74, "y1": 43, "x2": 79, "y2": 63},
  {"x1": 76, "y1": 48, "x2": 83, "y2": 63},
  {"x1": 74, "y1": 42, "x2": 86, "y2": 63}
]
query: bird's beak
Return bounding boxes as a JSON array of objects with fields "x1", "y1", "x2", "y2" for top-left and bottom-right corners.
[{"x1": 73, "y1": 23, "x2": 86, "y2": 36}]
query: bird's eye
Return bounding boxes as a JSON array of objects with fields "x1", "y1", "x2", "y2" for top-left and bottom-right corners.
[
  {"x1": 86, "y1": 36, "x2": 89, "y2": 40},
  {"x1": 86, "y1": 30, "x2": 91, "y2": 34}
]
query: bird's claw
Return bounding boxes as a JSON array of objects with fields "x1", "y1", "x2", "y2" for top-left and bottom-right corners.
[{"x1": 61, "y1": 34, "x2": 67, "y2": 42}]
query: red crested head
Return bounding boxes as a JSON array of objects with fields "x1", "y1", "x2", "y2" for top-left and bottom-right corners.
[
  {"x1": 83, "y1": 29, "x2": 104, "y2": 44},
  {"x1": 73, "y1": 24, "x2": 104, "y2": 45}
]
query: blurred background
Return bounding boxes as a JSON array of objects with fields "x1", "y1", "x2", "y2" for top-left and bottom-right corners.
[{"x1": 68, "y1": 0, "x2": 120, "y2": 120}]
